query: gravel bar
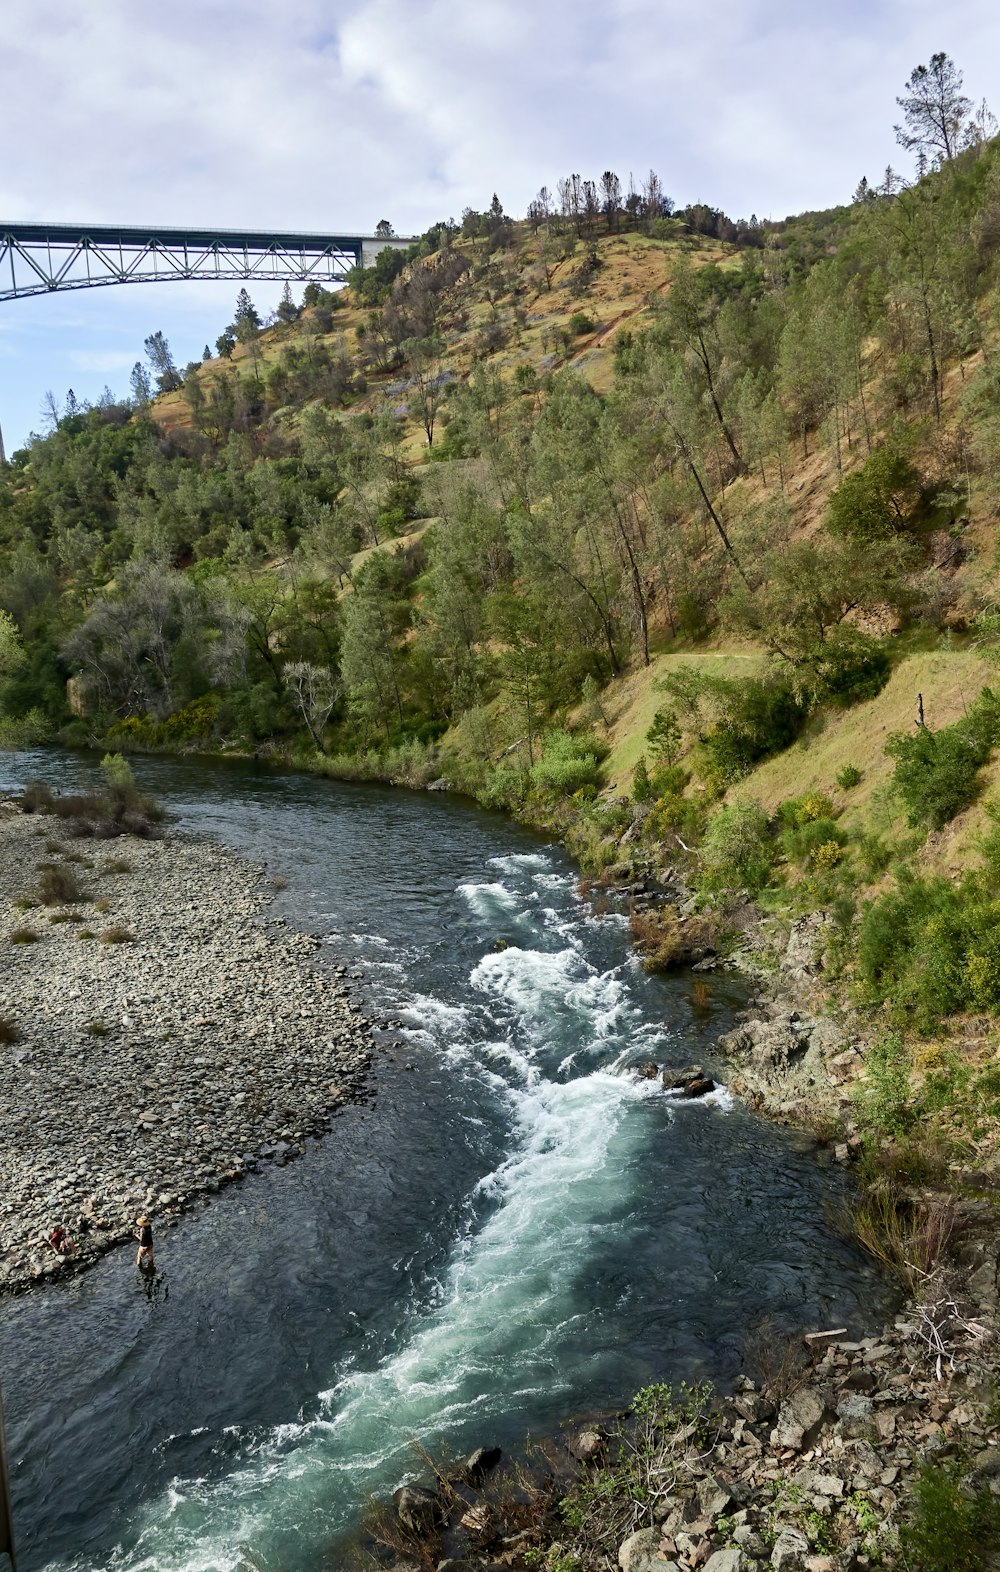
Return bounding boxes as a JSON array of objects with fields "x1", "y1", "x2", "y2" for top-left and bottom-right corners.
[{"x1": 0, "y1": 806, "x2": 373, "y2": 1296}]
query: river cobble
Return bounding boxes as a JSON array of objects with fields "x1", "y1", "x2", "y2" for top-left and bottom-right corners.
[{"x1": 0, "y1": 805, "x2": 373, "y2": 1295}]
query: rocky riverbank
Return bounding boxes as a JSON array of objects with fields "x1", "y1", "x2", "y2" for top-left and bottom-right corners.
[
  {"x1": 374, "y1": 1287, "x2": 1000, "y2": 1570},
  {"x1": 0, "y1": 805, "x2": 374, "y2": 1296}
]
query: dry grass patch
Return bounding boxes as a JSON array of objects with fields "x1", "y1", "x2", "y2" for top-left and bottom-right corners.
[
  {"x1": 630, "y1": 905, "x2": 716, "y2": 970},
  {"x1": 99, "y1": 926, "x2": 133, "y2": 945},
  {"x1": 732, "y1": 650, "x2": 994, "y2": 822},
  {"x1": 847, "y1": 1184, "x2": 957, "y2": 1291}
]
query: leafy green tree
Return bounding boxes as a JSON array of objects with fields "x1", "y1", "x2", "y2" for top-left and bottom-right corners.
[
  {"x1": 895, "y1": 53, "x2": 972, "y2": 167},
  {"x1": 61, "y1": 558, "x2": 207, "y2": 718},
  {"x1": 276, "y1": 283, "x2": 300, "y2": 324},
  {"x1": 825, "y1": 447, "x2": 920, "y2": 542},
  {"x1": 723, "y1": 536, "x2": 915, "y2": 673},
  {"x1": 699, "y1": 800, "x2": 775, "y2": 891},
  {"x1": 0, "y1": 609, "x2": 25, "y2": 677},
  {"x1": 234, "y1": 289, "x2": 264, "y2": 380},
  {"x1": 339, "y1": 550, "x2": 410, "y2": 738},
  {"x1": 647, "y1": 709, "x2": 682, "y2": 764},
  {"x1": 143, "y1": 331, "x2": 182, "y2": 393},
  {"x1": 405, "y1": 336, "x2": 447, "y2": 448},
  {"x1": 129, "y1": 362, "x2": 153, "y2": 406},
  {"x1": 662, "y1": 258, "x2": 745, "y2": 474}
]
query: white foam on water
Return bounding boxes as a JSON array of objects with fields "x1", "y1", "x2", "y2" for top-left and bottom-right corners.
[
  {"x1": 52, "y1": 1047, "x2": 656, "y2": 1572},
  {"x1": 47, "y1": 863, "x2": 672, "y2": 1572},
  {"x1": 457, "y1": 878, "x2": 524, "y2": 919},
  {"x1": 486, "y1": 851, "x2": 553, "y2": 873},
  {"x1": 469, "y1": 945, "x2": 628, "y2": 1049},
  {"x1": 662, "y1": 1079, "x2": 735, "y2": 1113}
]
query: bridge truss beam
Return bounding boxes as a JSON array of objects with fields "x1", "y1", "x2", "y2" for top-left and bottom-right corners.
[{"x1": 0, "y1": 223, "x2": 413, "y2": 303}]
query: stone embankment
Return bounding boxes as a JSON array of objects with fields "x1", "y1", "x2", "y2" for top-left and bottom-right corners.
[
  {"x1": 718, "y1": 913, "x2": 863, "y2": 1134},
  {"x1": 603, "y1": 1297, "x2": 999, "y2": 1572},
  {"x1": 370, "y1": 1294, "x2": 1000, "y2": 1570},
  {"x1": 0, "y1": 806, "x2": 373, "y2": 1295}
]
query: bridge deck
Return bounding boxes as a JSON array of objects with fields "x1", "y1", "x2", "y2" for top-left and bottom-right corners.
[{"x1": 0, "y1": 223, "x2": 416, "y2": 302}]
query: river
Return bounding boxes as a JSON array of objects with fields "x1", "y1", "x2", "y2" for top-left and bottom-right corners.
[{"x1": 0, "y1": 750, "x2": 891, "y2": 1572}]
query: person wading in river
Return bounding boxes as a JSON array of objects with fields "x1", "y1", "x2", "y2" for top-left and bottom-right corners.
[{"x1": 135, "y1": 1216, "x2": 154, "y2": 1273}]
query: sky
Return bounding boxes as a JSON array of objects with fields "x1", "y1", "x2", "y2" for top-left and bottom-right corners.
[{"x1": 1, "y1": 0, "x2": 999, "y2": 453}]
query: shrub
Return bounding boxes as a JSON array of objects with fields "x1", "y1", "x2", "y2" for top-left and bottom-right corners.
[
  {"x1": 849, "y1": 1183, "x2": 956, "y2": 1289},
  {"x1": 812, "y1": 628, "x2": 891, "y2": 707},
  {"x1": 100, "y1": 752, "x2": 135, "y2": 793},
  {"x1": 19, "y1": 781, "x2": 55, "y2": 814},
  {"x1": 11, "y1": 928, "x2": 40, "y2": 944},
  {"x1": 854, "y1": 1033, "x2": 912, "y2": 1136},
  {"x1": 530, "y1": 730, "x2": 604, "y2": 799},
  {"x1": 699, "y1": 800, "x2": 775, "y2": 892},
  {"x1": 18, "y1": 765, "x2": 164, "y2": 839},
  {"x1": 857, "y1": 872, "x2": 970, "y2": 1029},
  {"x1": 811, "y1": 839, "x2": 844, "y2": 871},
  {"x1": 36, "y1": 863, "x2": 86, "y2": 906},
  {"x1": 478, "y1": 765, "x2": 527, "y2": 812},
  {"x1": 99, "y1": 926, "x2": 133, "y2": 944},
  {"x1": 837, "y1": 764, "x2": 863, "y2": 789},
  {"x1": 898, "y1": 1459, "x2": 1000, "y2": 1572},
  {"x1": 776, "y1": 811, "x2": 849, "y2": 874},
  {"x1": 644, "y1": 767, "x2": 709, "y2": 844},
  {"x1": 630, "y1": 907, "x2": 715, "y2": 970},
  {"x1": 886, "y1": 690, "x2": 1000, "y2": 830},
  {"x1": 567, "y1": 311, "x2": 594, "y2": 336},
  {"x1": 679, "y1": 672, "x2": 809, "y2": 784},
  {"x1": 632, "y1": 756, "x2": 653, "y2": 802}
]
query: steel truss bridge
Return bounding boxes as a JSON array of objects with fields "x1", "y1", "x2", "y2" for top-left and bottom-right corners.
[{"x1": 0, "y1": 222, "x2": 415, "y2": 303}]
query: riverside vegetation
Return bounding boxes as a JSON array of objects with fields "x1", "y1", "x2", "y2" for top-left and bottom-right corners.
[{"x1": 5, "y1": 51, "x2": 1000, "y2": 1571}]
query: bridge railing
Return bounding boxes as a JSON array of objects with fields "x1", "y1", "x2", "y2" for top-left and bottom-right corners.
[{"x1": 0, "y1": 224, "x2": 415, "y2": 303}]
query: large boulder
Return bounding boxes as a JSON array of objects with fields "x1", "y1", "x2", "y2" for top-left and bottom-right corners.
[
  {"x1": 773, "y1": 1387, "x2": 828, "y2": 1450},
  {"x1": 679, "y1": 1075, "x2": 715, "y2": 1099},
  {"x1": 663, "y1": 1064, "x2": 704, "y2": 1090},
  {"x1": 697, "y1": 1474, "x2": 733, "y2": 1517},
  {"x1": 456, "y1": 1445, "x2": 502, "y2": 1485},
  {"x1": 567, "y1": 1428, "x2": 605, "y2": 1462},
  {"x1": 618, "y1": 1527, "x2": 679, "y2": 1572},
  {"x1": 770, "y1": 1525, "x2": 810, "y2": 1569},
  {"x1": 704, "y1": 1551, "x2": 745, "y2": 1572},
  {"x1": 392, "y1": 1483, "x2": 443, "y2": 1537}
]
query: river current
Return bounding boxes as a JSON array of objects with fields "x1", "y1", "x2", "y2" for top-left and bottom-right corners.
[{"x1": 0, "y1": 751, "x2": 891, "y2": 1572}]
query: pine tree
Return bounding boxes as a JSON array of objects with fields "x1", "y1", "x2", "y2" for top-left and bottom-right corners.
[{"x1": 894, "y1": 53, "x2": 972, "y2": 166}]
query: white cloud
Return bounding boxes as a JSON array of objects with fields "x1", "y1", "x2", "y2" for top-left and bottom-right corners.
[
  {"x1": 1, "y1": 0, "x2": 999, "y2": 445},
  {"x1": 67, "y1": 349, "x2": 143, "y2": 374}
]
